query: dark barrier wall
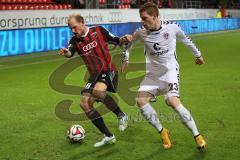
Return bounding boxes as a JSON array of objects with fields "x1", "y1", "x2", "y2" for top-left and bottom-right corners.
[{"x1": 0, "y1": 18, "x2": 240, "y2": 57}]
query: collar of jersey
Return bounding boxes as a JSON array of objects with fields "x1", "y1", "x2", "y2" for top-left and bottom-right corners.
[
  {"x1": 80, "y1": 27, "x2": 89, "y2": 37},
  {"x1": 149, "y1": 26, "x2": 162, "y2": 32}
]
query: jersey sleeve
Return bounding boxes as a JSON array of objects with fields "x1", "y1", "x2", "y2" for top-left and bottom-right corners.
[
  {"x1": 122, "y1": 42, "x2": 133, "y2": 61},
  {"x1": 121, "y1": 27, "x2": 142, "y2": 61},
  {"x1": 99, "y1": 26, "x2": 120, "y2": 44},
  {"x1": 175, "y1": 24, "x2": 202, "y2": 58},
  {"x1": 66, "y1": 38, "x2": 76, "y2": 58}
]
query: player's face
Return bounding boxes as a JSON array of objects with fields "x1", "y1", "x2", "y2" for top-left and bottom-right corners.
[
  {"x1": 68, "y1": 17, "x2": 85, "y2": 37},
  {"x1": 140, "y1": 11, "x2": 158, "y2": 30}
]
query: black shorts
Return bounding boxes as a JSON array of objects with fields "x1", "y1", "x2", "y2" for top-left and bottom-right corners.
[{"x1": 81, "y1": 70, "x2": 118, "y2": 95}]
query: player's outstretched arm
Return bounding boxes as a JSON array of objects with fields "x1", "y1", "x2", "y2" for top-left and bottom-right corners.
[
  {"x1": 120, "y1": 35, "x2": 133, "y2": 73},
  {"x1": 175, "y1": 24, "x2": 203, "y2": 60},
  {"x1": 120, "y1": 32, "x2": 139, "y2": 73}
]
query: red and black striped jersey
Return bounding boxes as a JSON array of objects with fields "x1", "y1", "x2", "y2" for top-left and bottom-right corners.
[{"x1": 67, "y1": 26, "x2": 120, "y2": 76}]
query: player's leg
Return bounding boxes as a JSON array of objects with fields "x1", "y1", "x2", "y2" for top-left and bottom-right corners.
[
  {"x1": 136, "y1": 91, "x2": 163, "y2": 132},
  {"x1": 103, "y1": 94, "x2": 128, "y2": 131},
  {"x1": 106, "y1": 70, "x2": 128, "y2": 131},
  {"x1": 165, "y1": 96, "x2": 200, "y2": 136},
  {"x1": 136, "y1": 90, "x2": 171, "y2": 149},
  {"x1": 93, "y1": 78, "x2": 128, "y2": 131},
  {"x1": 166, "y1": 96, "x2": 206, "y2": 149},
  {"x1": 80, "y1": 93, "x2": 114, "y2": 141},
  {"x1": 163, "y1": 68, "x2": 206, "y2": 149},
  {"x1": 92, "y1": 82, "x2": 125, "y2": 117}
]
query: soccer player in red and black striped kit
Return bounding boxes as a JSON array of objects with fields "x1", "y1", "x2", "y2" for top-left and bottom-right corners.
[{"x1": 59, "y1": 14, "x2": 128, "y2": 147}]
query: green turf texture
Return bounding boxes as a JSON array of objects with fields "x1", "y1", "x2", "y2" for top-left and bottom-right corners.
[{"x1": 0, "y1": 30, "x2": 240, "y2": 160}]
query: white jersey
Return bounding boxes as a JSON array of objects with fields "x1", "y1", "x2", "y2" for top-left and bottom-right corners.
[{"x1": 124, "y1": 21, "x2": 201, "y2": 78}]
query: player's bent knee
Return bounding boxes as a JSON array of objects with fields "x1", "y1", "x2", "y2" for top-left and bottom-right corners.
[
  {"x1": 136, "y1": 97, "x2": 149, "y2": 107},
  {"x1": 165, "y1": 96, "x2": 180, "y2": 108}
]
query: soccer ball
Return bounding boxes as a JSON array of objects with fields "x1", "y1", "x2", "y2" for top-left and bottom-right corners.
[{"x1": 67, "y1": 124, "x2": 85, "y2": 143}]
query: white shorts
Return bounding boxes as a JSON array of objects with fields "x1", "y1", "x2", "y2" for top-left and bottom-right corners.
[{"x1": 138, "y1": 68, "x2": 180, "y2": 99}]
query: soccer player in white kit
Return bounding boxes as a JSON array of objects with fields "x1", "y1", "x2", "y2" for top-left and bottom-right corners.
[{"x1": 121, "y1": 2, "x2": 206, "y2": 150}]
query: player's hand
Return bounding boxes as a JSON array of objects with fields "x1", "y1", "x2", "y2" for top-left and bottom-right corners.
[
  {"x1": 120, "y1": 34, "x2": 133, "y2": 44},
  {"x1": 195, "y1": 56, "x2": 205, "y2": 65},
  {"x1": 121, "y1": 60, "x2": 129, "y2": 73},
  {"x1": 58, "y1": 48, "x2": 68, "y2": 55}
]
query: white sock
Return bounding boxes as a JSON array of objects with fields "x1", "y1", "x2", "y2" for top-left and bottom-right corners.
[
  {"x1": 140, "y1": 103, "x2": 163, "y2": 132},
  {"x1": 175, "y1": 104, "x2": 199, "y2": 136}
]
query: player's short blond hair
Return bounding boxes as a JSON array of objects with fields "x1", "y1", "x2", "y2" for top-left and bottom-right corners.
[
  {"x1": 139, "y1": 2, "x2": 159, "y2": 17},
  {"x1": 67, "y1": 14, "x2": 84, "y2": 24}
]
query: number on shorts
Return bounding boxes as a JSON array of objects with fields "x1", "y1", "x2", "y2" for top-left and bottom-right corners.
[{"x1": 168, "y1": 83, "x2": 179, "y2": 91}]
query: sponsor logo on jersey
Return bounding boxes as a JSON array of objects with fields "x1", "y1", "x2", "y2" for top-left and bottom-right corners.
[
  {"x1": 82, "y1": 41, "x2": 97, "y2": 51},
  {"x1": 152, "y1": 42, "x2": 169, "y2": 56},
  {"x1": 150, "y1": 50, "x2": 169, "y2": 56}
]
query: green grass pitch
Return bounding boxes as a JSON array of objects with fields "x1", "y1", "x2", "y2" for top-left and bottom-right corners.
[{"x1": 0, "y1": 30, "x2": 240, "y2": 160}]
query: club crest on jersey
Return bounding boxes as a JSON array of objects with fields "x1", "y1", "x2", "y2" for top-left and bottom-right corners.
[
  {"x1": 163, "y1": 32, "x2": 169, "y2": 40},
  {"x1": 83, "y1": 41, "x2": 97, "y2": 51}
]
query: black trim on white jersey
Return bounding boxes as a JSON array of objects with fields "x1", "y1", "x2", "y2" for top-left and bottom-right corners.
[
  {"x1": 174, "y1": 51, "x2": 177, "y2": 60},
  {"x1": 149, "y1": 26, "x2": 162, "y2": 32}
]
